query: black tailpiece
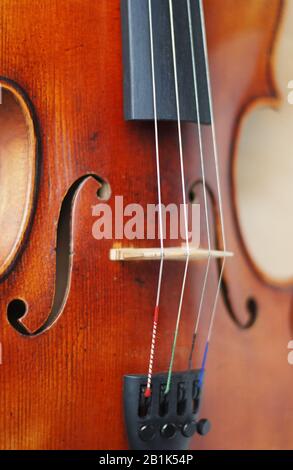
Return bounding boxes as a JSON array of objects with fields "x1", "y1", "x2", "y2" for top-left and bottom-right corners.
[{"x1": 124, "y1": 370, "x2": 211, "y2": 450}]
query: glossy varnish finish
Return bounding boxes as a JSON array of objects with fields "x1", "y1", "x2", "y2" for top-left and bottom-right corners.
[{"x1": 0, "y1": 0, "x2": 291, "y2": 449}]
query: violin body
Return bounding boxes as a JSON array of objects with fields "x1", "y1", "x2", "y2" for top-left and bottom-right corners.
[{"x1": 0, "y1": 0, "x2": 290, "y2": 450}]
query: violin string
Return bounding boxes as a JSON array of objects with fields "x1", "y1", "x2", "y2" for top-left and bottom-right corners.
[
  {"x1": 165, "y1": 0, "x2": 191, "y2": 395},
  {"x1": 197, "y1": 0, "x2": 227, "y2": 387},
  {"x1": 186, "y1": 0, "x2": 212, "y2": 370},
  {"x1": 144, "y1": 0, "x2": 165, "y2": 398}
]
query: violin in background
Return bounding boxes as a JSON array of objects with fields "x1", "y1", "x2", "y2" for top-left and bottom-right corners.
[{"x1": 0, "y1": 0, "x2": 291, "y2": 450}]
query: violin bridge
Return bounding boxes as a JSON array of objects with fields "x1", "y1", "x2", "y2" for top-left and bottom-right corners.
[{"x1": 109, "y1": 246, "x2": 233, "y2": 261}]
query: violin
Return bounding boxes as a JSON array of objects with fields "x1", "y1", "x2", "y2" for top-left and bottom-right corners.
[{"x1": 0, "y1": 0, "x2": 290, "y2": 450}]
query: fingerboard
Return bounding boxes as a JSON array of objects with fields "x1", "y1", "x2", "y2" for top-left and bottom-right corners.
[{"x1": 121, "y1": 0, "x2": 211, "y2": 124}]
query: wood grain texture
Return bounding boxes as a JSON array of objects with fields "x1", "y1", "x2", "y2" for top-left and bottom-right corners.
[{"x1": 0, "y1": 0, "x2": 291, "y2": 450}]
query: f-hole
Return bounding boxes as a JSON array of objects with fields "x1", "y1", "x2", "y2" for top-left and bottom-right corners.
[
  {"x1": 189, "y1": 180, "x2": 257, "y2": 330},
  {"x1": 7, "y1": 174, "x2": 111, "y2": 336}
]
